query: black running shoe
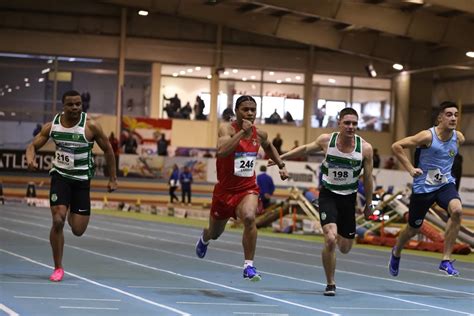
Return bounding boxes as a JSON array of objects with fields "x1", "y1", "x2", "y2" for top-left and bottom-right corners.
[{"x1": 324, "y1": 284, "x2": 336, "y2": 296}]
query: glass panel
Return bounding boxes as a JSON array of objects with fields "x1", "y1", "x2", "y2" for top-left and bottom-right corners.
[
  {"x1": 123, "y1": 60, "x2": 151, "y2": 117},
  {"x1": 161, "y1": 76, "x2": 210, "y2": 120},
  {"x1": 313, "y1": 74, "x2": 351, "y2": 86},
  {"x1": 218, "y1": 80, "x2": 262, "y2": 119},
  {"x1": 352, "y1": 89, "x2": 391, "y2": 131},
  {"x1": 353, "y1": 77, "x2": 391, "y2": 89},
  {"x1": 263, "y1": 70, "x2": 304, "y2": 84},
  {"x1": 262, "y1": 83, "x2": 304, "y2": 125},
  {"x1": 311, "y1": 86, "x2": 350, "y2": 128},
  {"x1": 221, "y1": 68, "x2": 261, "y2": 81},
  {"x1": 61, "y1": 58, "x2": 119, "y2": 115},
  {"x1": 161, "y1": 64, "x2": 211, "y2": 79}
]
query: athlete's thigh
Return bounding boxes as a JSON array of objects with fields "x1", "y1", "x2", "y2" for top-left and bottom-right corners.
[
  {"x1": 408, "y1": 192, "x2": 436, "y2": 228},
  {"x1": 318, "y1": 187, "x2": 338, "y2": 228},
  {"x1": 335, "y1": 192, "x2": 357, "y2": 239},
  {"x1": 236, "y1": 193, "x2": 258, "y2": 219},
  {"x1": 68, "y1": 179, "x2": 91, "y2": 233},
  {"x1": 436, "y1": 183, "x2": 461, "y2": 215},
  {"x1": 50, "y1": 172, "x2": 72, "y2": 209}
]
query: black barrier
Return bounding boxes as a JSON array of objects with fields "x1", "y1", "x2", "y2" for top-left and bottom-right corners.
[{"x1": 0, "y1": 149, "x2": 55, "y2": 173}]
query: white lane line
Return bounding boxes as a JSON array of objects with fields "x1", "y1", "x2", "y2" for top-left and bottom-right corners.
[
  {"x1": 128, "y1": 286, "x2": 216, "y2": 290},
  {"x1": 233, "y1": 313, "x2": 289, "y2": 316},
  {"x1": 0, "y1": 227, "x2": 338, "y2": 316},
  {"x1": 0, "y1": 249, "x2": 190, "y2": 316},
  {"x1": 3, "y1": 221, "x2": 474, "y2": 315},
  {"x1": 0, "y1": 304, "x2": 19, "y2": 316},
  {"x1": 6, "y1": 215, "x2": 474, "y2": 284},
  {"x1": 330, "y1": 307, "x2": 430, "y2": 311},
  {"x1": 177, "y1": 302, "x2": 278, "y2": 307},
  {"x1": 60, "y1": 306, "x2": 119, "y2": 310},
  {"x1": 263, "y1": 290, "x2": 320, "y2": 294},
  {"x1": 0, "y1": 281, "x2": 78, "y2": 286},
  {"x1": 14, "y1": 296, "x2": 121, "y2": 301}
]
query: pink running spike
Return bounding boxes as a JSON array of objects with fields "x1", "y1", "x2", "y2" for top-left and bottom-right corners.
[{"x1": 49, "y1": 268, "x2": 64, "y2": 282}]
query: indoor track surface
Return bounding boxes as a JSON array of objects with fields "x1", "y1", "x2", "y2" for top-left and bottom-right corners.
[{"x1": 1, "y1": 205, "x2": 473, "y2": 316}]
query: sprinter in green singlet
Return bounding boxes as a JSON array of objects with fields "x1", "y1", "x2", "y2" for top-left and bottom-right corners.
[
  {"x1": 26, "y1": 90, "x2": 117, "y2": 282},
  {"x1": 270, "y1": 108, "x2": 374, "y2": 296}
]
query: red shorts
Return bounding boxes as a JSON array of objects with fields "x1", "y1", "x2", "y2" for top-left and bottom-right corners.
[{"x1": 210, "y1": 186, "x2": 260, "y2": 220}]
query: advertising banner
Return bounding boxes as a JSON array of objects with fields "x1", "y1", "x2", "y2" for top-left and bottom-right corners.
[
  {"x1": 0, "y1": 149, "x2": 54, "y2": 173},
  {"x1": 121, "y1": 116, "x2": 172, "y2": 156}
]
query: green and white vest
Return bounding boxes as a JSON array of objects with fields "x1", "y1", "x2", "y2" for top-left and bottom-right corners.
[
  {"x1": 321, "y1": 132, "x2": 363, "y2": 195},
  {"x1": 49, "y1": 112, "x2": 95, "y2": 181}
]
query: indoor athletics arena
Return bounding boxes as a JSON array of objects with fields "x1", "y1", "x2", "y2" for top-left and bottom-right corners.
[{"x1": 0, "y1": 1, "x2": 473, "y2": 315}]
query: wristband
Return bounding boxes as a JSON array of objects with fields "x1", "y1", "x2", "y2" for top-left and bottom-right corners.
[{"x1": 278, "y1": 162, "x2": 286, "y2": 169}]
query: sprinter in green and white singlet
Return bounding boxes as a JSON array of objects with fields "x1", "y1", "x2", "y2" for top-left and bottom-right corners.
[
  {"x1": 26, "y1": 90, "x2": 117, "y2": 283},
  {"x1": 49, "y1": 111, "x2": 95, "y2": 181},
  {"x1": 274, "y1": 108, "x2": 374, "y2": 297}
]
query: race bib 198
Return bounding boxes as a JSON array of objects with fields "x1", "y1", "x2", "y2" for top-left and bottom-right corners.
[
  {"x1": 54, "y1": 148, "x2": 74, "y2": 168},
  {"x1": 327, "y1": 167, "x2": 351, "y2": 184},
  {"x1": 234, "y1": 152, "x2": 257, "y2": 177}
]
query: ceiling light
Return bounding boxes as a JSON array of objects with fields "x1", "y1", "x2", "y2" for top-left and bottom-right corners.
[
  {"x1": 187, "y1": 68, "x2": 193, "y2": 73},
  {"x1": 11, "y1": 112, "x2": 16, "y2": 116},
  {"x1": 172, "y1": 73, "x2": 178, "y2": 77},
  {"x1": 38, "y1": 78, "x2": 44, "y2": 82},
  {"x1": 15, "y1": 86, "x2": 20, "y2": 90},
  {"x1": 25, "y1": 83, "x2": 30, "y2": 87},
  {"x1": 269, "y1": 71, "x2": 274, "y2": 76},
  {"x1": 24, "y1": 78, "x2": 29, "y2": 82},
  {"x1": 285, "y1": 77, "x2": 291, "y2": 82},
  {"x1": 365, "y1": 64, "x2": 377, "y2": 78},
  {"x1": 242, "y1": 77, "x2": 247, "y2": 81},
  {"x1": 250, "y1": 75, "x2": 256, "y2": 80},
  {"x1": 466, "y1": 51, "x2": 474, "y2": 58},
  {"x1": 138, "y1": 10, "x2": 149, "y2": 16},
  {"x1": 41, "y1": 68, "x2": 50, "y2": 74},
  {"x1": 393, "y1": 63, "x2": 404, "y2": 70},
  {"x1": 7, "y1": 88, "x2": 12, "y2": 92},
  {"x1": 223, "y1": 71, "x2": 229, "y2": 75},
  {"x1": 328, "y1": 78, "x2": 336, "y2": 84},
  {"x1": 207, "y1": 75, "x2": 212, "y2": 79},
  {"x1": 179, "y1": 70, "x2": 185, "y2": 75},
  {"x1": 68, "y1": 58, "x2": 76, "y2": 62},
  {"x1": 295, "y1": 76, "x2": 301, "y2": 80},
  {"x1": 47, "y1": 59, "x2": 53, "y2": 64},
  {"x1": 232, "y1": 69, "x2": 238, "y2": 73},
  {"x1": 276, "y1": 80, "x2": 282, "y2": 83},
  {"x1": 195, "y1": 66, "x2": 201, "y2": 71}
]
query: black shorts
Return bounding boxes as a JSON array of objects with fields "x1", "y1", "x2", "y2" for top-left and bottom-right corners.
[
  {"x1": 50, "y1": 172, "x2": 91, "y2": 216},
  {"x1": 316, "y1": 186, "x2": 357, "y2": 239},
  {"x1": 408, "y1": 183, "x2": 461, "y2": 228}
]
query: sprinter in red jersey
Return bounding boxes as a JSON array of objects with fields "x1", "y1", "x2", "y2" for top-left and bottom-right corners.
[{"x1": 195, "y1": 95, "x2": 288, "y2": 281}]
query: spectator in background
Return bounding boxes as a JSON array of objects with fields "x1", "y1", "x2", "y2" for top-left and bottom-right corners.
[
  {"x1": 451, "y1": 153, "x2": 463, "y2": 192},
  {"x1": 373, "y1": 148, "x2": 381, "y2": 168},
  {"x1": 33, "y1": 123, "x2": 42, "y2": 137},
  {"x1": 284, "y1": 111, "x2": 294, "y2": 123},
  {"x1": 122, "y1": 134, "x2": 138, "y2": 154},
  {"x1": 222, "y1": 105, "x2": 235, "y2": 122},
  {"x1": 194, "y1": 96, "x2": 206, "y2": 120},
  {"x1": 169, "y1": 164, "x2": 180, "y2": 204},
  {"x1": 108, "y1": 132, "x2": 120, "y2": 172},
  {"x1": 267, "y1": 109, "x2": 282, "y2": 124},
  {"x1": 163, "y1": 94, "x2": 181, "y2": 118},
  {"x1": 384, "y1": 157, "x2": 396, "y2": 169},
  {"x1": 315, "y1": 104, "x2": 326, "y2": 127},
  {"x1": 292, "y1": 140, "x2": 299, "y2": 150},
  {"x1": 179, "y1": 102, "x2": 193, "y2": 119},
  {"x1": 157, "y1": 134, "x2": 169, "y2": 156},
  {"x1": 180, "y1": 166, "x2": 193, "y2": 205},
  {"x1": 81, "y1": 91, "x2": 91, "y2": 112},
  {"x1": 272, "y1": 133, "x2": 283, "y2": 154},
  {"x1": 257, "y1": 165, "x2": 275, "y2": 209}
]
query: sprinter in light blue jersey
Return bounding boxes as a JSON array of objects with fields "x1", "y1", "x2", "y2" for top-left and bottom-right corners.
[
  {"x1": 271, "y1": 108, "x2": 374, "y2": 296},
  {"x1": 389, "y1": 101, "x2": 465, "y2": 277}
]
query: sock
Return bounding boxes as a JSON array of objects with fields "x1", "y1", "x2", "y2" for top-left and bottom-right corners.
[
  {"x1": 244, "y1": 260, "x2": 254, "y2": 268},
  {"x1": 201, "y1": 236, "x2": 209, "y2": 245}
]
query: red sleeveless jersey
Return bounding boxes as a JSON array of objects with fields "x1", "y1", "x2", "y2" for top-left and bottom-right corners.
[{"x1": 215, "y1": 121, "x2": 260, "y2": 193}]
